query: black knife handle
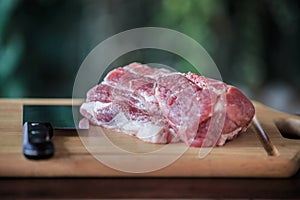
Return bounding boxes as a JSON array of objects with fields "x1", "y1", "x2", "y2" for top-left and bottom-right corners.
[{"x1": 23, "y1": 122, "x2": 54, "y2": 159}]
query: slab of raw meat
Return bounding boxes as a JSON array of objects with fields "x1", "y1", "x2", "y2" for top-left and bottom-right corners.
[{"x1": 80, "y1": 63, "x2": 255, "y2": 147}]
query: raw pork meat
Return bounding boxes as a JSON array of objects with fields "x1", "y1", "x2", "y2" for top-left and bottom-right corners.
[{"x1": 80, "y1": 63, "x2": 255, "y2": 147}]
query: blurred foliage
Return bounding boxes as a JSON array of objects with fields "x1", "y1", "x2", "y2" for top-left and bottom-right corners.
[
  {"x1": 0, "y1": 0, "x2": 299, "y2": 111},
  {"x1": 0, "y1": 0, "x2": 24, "y2": 97},
  {"x1": 152, "y1": 0, "x2": 300, "y2": 92}
]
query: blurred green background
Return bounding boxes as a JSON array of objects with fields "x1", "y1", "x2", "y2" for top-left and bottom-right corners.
[{"x1": 0, "y1": 0, "x2": 299, "y2": 113}]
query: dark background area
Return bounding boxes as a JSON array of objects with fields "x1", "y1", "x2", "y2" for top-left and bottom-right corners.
[{"x1": 0, "y1": 0, "x2": 299, "y2": 113}]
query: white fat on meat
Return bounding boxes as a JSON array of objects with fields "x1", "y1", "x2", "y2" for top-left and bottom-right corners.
[
  {"x1": 217, "y1": 127, "x2": 242, "y2": 146},
  {"x1": 100, "y1": 112, "x2": 172, "y2": 144},
  {"x1": 80, "y1": 102, "x2": 112, "y2": 126}
]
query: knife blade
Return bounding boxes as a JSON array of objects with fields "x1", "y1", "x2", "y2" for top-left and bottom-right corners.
[{"x1": 23, "y1": 105, "x2": 84, "y2": 129}]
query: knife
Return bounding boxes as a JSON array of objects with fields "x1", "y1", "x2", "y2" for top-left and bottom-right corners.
[
  {"x1": 23, "y1": 105, "x2": 84, "y2": 129},
  {"x1": 22, "y1": 105, "x2": 85, "y2": 160},
  {"x1": 253, "y1": 115, "x2": 279, "y2": 156}
]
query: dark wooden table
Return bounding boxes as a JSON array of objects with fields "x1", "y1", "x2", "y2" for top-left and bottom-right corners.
[{"x1": 1, "y1": 170, "x2": 300, "y2": 199}]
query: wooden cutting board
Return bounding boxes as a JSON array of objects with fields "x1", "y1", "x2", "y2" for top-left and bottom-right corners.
[{"x1": 0, "y1": 99, "x2": 299, "y2": 178}]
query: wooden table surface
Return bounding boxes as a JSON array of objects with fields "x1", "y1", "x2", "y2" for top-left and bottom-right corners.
[
  {"x1": 0, "y1": 172, "x2": 300, "y2": 199},
  {"x1": 0, "y1": 98, "x2": 300, "y2": 199}
]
